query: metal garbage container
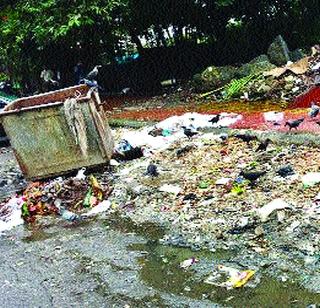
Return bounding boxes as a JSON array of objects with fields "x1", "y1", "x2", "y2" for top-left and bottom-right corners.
[{"x1": 0, "y1": 85, "x2": 114, "y2": 180}]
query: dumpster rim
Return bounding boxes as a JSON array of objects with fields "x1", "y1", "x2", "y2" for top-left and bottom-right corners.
[{"x1": 0, "y1": 86, "x2": 96, "y2": 117}]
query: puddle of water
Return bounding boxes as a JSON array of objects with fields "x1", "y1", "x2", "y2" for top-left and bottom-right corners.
[
  {"x1": 11, "y1": 210, "x2": 320, "y2": 306},
  {"x1": 133, "y1": 241, "x2": 320, "y2": 306},
  {"x1": 104, "y1": 213, "x2": 165, "y2": 241}
]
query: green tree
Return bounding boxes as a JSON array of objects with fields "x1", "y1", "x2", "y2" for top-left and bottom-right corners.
[{"x1": 0, "y1": 0, "x2": 128, "y2": 89}]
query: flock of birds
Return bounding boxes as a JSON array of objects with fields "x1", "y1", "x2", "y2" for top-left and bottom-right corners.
[
  {"x1": 181, "y1": 101, "x2": 320, "y2": 141},
  {"x1": 284, "y1": 101, "x2": 320, "y2": 130},
  {"x1": 144, "y1": 102, "x2": 320, "y2": 185}
]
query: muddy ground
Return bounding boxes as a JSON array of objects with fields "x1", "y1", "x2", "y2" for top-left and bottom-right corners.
[{"x1": 1, "y1": 127, "x2": 320, "y2": 307}]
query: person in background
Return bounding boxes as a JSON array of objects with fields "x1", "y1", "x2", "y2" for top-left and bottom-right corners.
[{"x1": 74, "y1": 62, "x2": 85, "y2": 85}]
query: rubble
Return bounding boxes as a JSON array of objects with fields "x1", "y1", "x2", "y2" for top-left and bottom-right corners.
[
  {"x1": 192, "y1": 41, "x2": 320, "y2": 102},
  {"x1": 238, "y1": 55, "x2": 276, "y2": 77},
  {"x1": 99, "y1": 117, "x2": 320, "y2": 290}
]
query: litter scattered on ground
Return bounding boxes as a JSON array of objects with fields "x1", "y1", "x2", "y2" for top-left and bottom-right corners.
[
  {"x1": 81, "y1": 200, "x2": 111, "y2": 217},
  {"x1": 215, "y1": 178, "x2": 232, "y2": 185},
  {"x1": 159, "y1": 184, "x2": 182, "y2": 195},
  {"x1": 115, "y1": 112, "x2": 242, "y2": 152},
  {"x1": 0, "y1": 197, "x2": 24, "y2": 233},
  {"x1": 256, "y1": 199, "x2": 292, "y2": 222},
  {"x1": 204, "y1": 265, "x2": 255, "y2": 289},
  {"x1": 263, "y1": 111, "x2": 284, "y2": 124},
  {"x1": 0, "y1": 171, "x2": 113, "y2": 226},
  {"x1": 179, "y1": 257, "x2": 199, "y2": 269},
  {"x1": 302, "y1": 172, "x2": 320, "y2": 187},
  {"x1": 1, "y1": 109, "x2": 320, "y2": 294}
]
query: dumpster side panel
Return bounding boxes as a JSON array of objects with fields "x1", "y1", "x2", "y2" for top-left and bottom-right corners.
[
  {"x1": 2, "y1": 102, "x2": 113, "y2": 180},
  {"x1": 88, "y1": 99, "x2": 114, "y2": 159}
]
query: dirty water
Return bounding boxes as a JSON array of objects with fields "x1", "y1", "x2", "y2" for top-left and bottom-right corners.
[{"x1": 1, "y1": 213, "x2": 320, "y2": 307}]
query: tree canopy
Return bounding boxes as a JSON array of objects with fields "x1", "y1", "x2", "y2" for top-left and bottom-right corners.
[{"x1": 1, "y1": 0, "x2": 320, "y2": 90}]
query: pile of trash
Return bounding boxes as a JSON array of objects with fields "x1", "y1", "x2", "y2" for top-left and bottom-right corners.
[
  {"x1": 195, "y1": 38, "x2": 320, "y2": 102},
  {"x1": 102, "y1": 112, "x2": 320, "y2": 289},
  {"x1": 0, "y1": 170, "x2": 113, "y2": 231},
  {"x1": 112, "y1": 112, "x2": 241, "y2": 153}
]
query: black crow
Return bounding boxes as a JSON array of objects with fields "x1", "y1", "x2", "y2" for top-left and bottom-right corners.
[
  {"x1": 208, "y1": 114, "x2": 221, "y2": 124},
  {"x1": 234, "y1": 133, "x2": 258, "y2": 144},
  {"x1": 256, "y1": 138, "x2": 272, "y2": 152},
  {"x1": 285, "y1": 118, "x2": 304, "y2": 130},
  {"x1": 239, "y1": 170, "x2": 266, "y2": 182},
  {"x1": 182, "y1": 126, "x2": 198, "y2": 139},
  {"x1": 276, "y1": 165, "x2": 295, "y2": 177},
  {"x1": 146, "y1": 164, "x2": 158, "y2": 177}
]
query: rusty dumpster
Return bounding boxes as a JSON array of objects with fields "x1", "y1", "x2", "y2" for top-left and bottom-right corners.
[{"x1": 0, "y1": 85, "x2": 114, "y2": 180}]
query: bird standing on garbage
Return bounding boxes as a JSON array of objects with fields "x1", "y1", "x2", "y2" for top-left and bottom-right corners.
[
  {"x1": 146, "y1": 164, "x2": 159, "y2": 177},
  {"x1": 239, "y1": 170, "x2": 266, "y2": 182},
  {"x1": 208, "y1": 114, "x2": 221, "y2": 125},
  {"x1": 309, "y1": 102, "x2": 320, "y2": 118},
  {"x1": 234, "y1": 133, "x2": 257, "y2": 144},
  {"x1": 256, "y1": 138, "x2": 272, "y2": 152},
  {"x1": 284, "y1": 118, "x2": 304, "y2": 130},
  {"x1": 276, "y1": 165, "x2": 295, "y2": 177},
  {"x1": 182, "y1": 126, "x2": 198, "y2": 139},
  {"x1": 55, "y1": 203, "x2": 80, "y2": 222}
]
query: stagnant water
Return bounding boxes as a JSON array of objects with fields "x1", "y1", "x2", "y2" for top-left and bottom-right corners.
[{"x1": 1, "y1": 213, "x2": 319, "y2": 307}]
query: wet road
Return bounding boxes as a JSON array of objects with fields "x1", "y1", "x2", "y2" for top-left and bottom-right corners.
[
  {"x1": 0, "y1": 216, "x2": 218, "y2": 308},
  {"x1": 1, "y1": 214, "x2": 320, "y2": 308}
]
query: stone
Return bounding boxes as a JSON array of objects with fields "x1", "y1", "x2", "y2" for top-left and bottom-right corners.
[
  {"x1": 267, "y1": 35, "x2": 291, "y2": 66},
  {"x1": 193, "y1": 65, "x2": 237, "y2": 92},
  {"x1": 238, "y1": 55, "x2": 276, "y2": 77}
]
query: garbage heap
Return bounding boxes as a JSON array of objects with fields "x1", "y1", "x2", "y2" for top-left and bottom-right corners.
[
  {"x1": 193, "y1": 38, "x2": 320, "y2": 102},
  {"x1": 0, "y1": 173, "x2": 113, "y2": 225}
]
